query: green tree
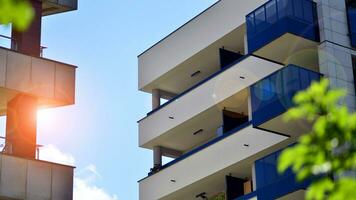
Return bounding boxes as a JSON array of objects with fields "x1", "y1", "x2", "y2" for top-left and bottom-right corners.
[
  {"x1": 278, "y1": 79, "x2": 356, "y2": 200},
  {"x1": 0, "y1": 0, "x2": 34, "y2": 31}
]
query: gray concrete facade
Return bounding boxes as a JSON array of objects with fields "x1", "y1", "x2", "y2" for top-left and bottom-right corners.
[{"x1": 316, "y1": 0, "x2": 356, "y2": 110}]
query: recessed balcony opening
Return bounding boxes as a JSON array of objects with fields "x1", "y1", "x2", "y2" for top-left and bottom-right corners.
[
  {"x1": 250, "y1": 65, "x2": 321, "y2": 137},
  {"x1": 246, "y1": 0, "x2": 320, "y2": 72},
  {"x1": 146, "y1": 89, "x2": 250, "y2": 156},
  {"x1": 160, "y1": 154, "x2": 256, "y2": 200},
  {"x1": 145, "y1": 24, "x2": 247, "y2": 111}
]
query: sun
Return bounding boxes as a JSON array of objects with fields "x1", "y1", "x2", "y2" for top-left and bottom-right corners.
[{"x1": 37, "y1": 109, "x2": 54, "y2": 124}]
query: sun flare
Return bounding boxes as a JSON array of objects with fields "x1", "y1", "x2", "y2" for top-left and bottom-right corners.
[{"x1": 37, "y1": 109, "x2": 54, "y2": 124}]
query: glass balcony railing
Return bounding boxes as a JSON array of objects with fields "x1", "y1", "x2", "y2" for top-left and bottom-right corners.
[
  {"x1": 235, "y1": 147, "x2": 310, "y2": 200},
  {"x1": 250, "y1": 65, "x2": 321, "y2": 127},
  {"x1": 246, "y1": 0, "x2": 319, "y2": 53},
  {"x1": 347, "y1": 6, "x2": 356, "y2": 48}
]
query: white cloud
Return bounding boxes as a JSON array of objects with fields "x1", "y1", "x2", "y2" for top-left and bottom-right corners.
[
  {"x1": 39, "y1": 145, "x2": 118, "y2": 200},
  {"x1": 74, "y1": 178, "x2": 118, "y2": 200},
  {"x1": 39, "y1": 144, "x2": 76, "y2": 166}
]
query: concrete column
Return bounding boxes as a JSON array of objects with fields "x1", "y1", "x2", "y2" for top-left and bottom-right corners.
[
  {"x1": 152, "y1": 89, "x2": 161, "y2": 110},
  {"x1": 244, "y1": 33, "x2": 249, "y2": 55},
  {"x1": 11, "y1": 0, "x2": 42, "y2": 56},
  {"x1": 153, "y1": 146, "x2": 162, "y2": 168},
  {"x1": 247, "y1": 90, "x2": 252, "y2": 121},
  {"x1": 5, "y1": 95, "x2": 38, "y2": 159},
  {"x1": 251, "y1": 163, "x2": 256, "y2": 191}
]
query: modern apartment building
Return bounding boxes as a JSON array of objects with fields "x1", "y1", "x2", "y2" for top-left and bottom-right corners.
[
  {"x1": 0, "y1": 0, "x2": 77, "y2": 199},
  {"x1": 138, "y1": 0, "x2": 356, "y2": 199}
]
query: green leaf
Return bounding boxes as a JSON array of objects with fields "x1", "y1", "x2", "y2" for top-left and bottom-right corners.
[{"x1": 0, "y1": 0, "x2": 34, "y2": 31}]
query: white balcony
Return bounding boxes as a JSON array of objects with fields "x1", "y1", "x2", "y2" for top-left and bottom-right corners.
[
  {"x1": 138, "y1": 0, "x2": 268, "y2": 93},
  {"x1": 0, "y1": 47, "x2": 76, "y2": 116},
  {"x1": 139, "y1": 125, "x2": 288, "y2": 200},
  {"x1": 0, "y1": 153, "x2": 74, "y2": 200},
  {"x1": 138, "y1": 55, "x2": 283, "y2": 151}
]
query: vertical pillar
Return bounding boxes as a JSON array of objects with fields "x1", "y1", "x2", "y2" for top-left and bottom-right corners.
[
  {"x1": 152, "y1": 89, "x2": 161, "y2": 110},
  {"x1": 11, "y1": 0, "x2": 42, "y2": 56},
  {"x1": 244, "y1": 33, "x2": 249, "y2": 55},
  {"x1": 247, "y1": 90, "x2": 252, "y2": 121},
  {"x1": 5, "y1": 95, "x2": 38, "y2": 159},
  {"x1": 153, "y1": 146, "x2": 162, "y2": 168},
  {"x1": 251, "y1": 163, "x2": 256, "y2": 191}
]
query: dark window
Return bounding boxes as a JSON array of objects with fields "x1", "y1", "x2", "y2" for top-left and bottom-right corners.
[{"x1": 352, "y1": 56, "x2": 356, "y2": 94}]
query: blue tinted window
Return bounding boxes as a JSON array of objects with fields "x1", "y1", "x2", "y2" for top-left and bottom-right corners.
[{"x1": 348, "y1": 7, "x2": 356, "y2": 34}]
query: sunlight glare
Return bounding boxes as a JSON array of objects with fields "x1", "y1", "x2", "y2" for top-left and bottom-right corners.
[{"x1": 37, "y1": 109, "x2": 54, "y2": 125}]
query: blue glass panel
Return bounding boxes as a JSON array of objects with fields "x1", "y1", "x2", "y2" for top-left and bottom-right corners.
[
  {"x1": 250, "y1": 65, "x2": 321, "y2": 127},
  {"x1": 236, "y1": 146, "x2": 311, "y2": 200},
  {"x1": 246, "y1": 14, "x2": 255, "y2": 35},
  {"x1": 246, "y1": 0, "x2": 319, "y2": 53},
  {"x1": 303, "y1": 1, "x2": 313, "y2": 23},
  {"x1": 266, "y1": 1, "x2": 278, "y2": 24},
  {"x1": 277, "y1": 0, "x2": 292, "y2": 18},
  {"x1": 292, "y1": 0, "x2": 304, "y2": 19},
  {"x1": 255, "y1": 6, "x2": 268, "y2": 31}
]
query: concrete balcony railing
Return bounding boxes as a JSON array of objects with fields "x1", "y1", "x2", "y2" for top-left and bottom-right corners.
[
  {"x1": 0, "y1": 153, "x2": 74, "y2": 200},
  {"x1": 0, "y1": 47, "x2": 76, "y2": 116}
]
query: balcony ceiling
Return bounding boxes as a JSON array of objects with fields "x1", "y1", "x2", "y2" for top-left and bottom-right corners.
[
  {"x1": 254, "y1": 33, "x2": 319, "y2": 72},
  {"x1": 42, "y1": 0, "x2": 78, "y2": 16},
  {"x1": 258, "y1": 113, "x2": 313, "y2": 138}
]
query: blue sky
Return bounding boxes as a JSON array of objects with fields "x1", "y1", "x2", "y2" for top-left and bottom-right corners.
[{"x1": 1, "y1": 1, "x2": 218, "y2": 199}]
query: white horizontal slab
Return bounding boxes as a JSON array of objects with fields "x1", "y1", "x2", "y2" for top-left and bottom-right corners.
[
  {"x1": 138, "y1": 0, "x2": 268, "y2": 90},
  {"x1": 0, "y1": 48, "x2": 76, "y2": 115},
  {"x1": 139, "y1": 125, "x2": 287, "y2": 200}
]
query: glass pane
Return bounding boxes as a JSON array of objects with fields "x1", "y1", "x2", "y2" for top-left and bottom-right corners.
[
  {"x1": 266, "y1": 0, "x2": 278, "y2": 24},
  {"x1": 349, "y1": 7, "x2": 356, "y2": 34},
  {"x1": 246, "y1": 14, "x2": 255, "y2": 34},
  {"x1": 255, "y1": 6, "x2": 267, "y2": 31},
  {"x1": 303, "y1": 1, "x2": 313, "y2": 23},
  {"x1": 293, "y1": 0, "x2": 304, "y2": 19},
  {"x1": 277, "y1": 0, "x2": 292, "y2": 18}
]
